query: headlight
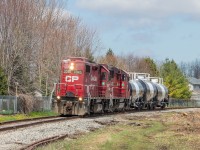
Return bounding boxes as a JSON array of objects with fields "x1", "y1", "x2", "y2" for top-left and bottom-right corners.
[
  {"x1": 78, "y1": 97, "x2": 83, "y2": 101},
  {"x1": 70, "y1": 63, "x2": 74, "y2": 70},
  {"x1": 57, "y1": 96, "x2": 61, "y2": 100}
]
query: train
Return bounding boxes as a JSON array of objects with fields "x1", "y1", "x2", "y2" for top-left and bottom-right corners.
[{"x1": 55, "y1": 57, "x2": 169, "y2": 116}]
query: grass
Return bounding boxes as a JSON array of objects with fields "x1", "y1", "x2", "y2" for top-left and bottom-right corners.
[
  {"x1": 37, "y1": 121, "x2": 166, "y2": 150},
  {"x1": 38, "y1": 112, "x2": 200, "y2": 150},
  {"x1": 0, "y1": 111, "x2": 58, "y2": 123},
  {"x1": 0, "y1": 110, "x2": 14, "y2": 115}
]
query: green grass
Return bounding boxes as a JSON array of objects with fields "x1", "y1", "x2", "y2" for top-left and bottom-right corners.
[
  {"x1": 0, "y1": 110, "x2": 14, "y2": 115},
  {"x1": 37, "y1": 113, "x2": 200, "y2": 150},
  {"x1": 0, "y1": 111, "x2": 58, "y2": 123},
  {"x1": 38, "y1": 121, "x2": 166, "y2": 150}
]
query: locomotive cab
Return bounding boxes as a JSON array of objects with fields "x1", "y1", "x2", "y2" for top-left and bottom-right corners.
[
  {"x1": 56, "y1": 58, "x2": 85, "y2": 101},
  {"x1": 56, "y1": 57, "x2": 100, "y2": 115},
  {"x1": 119, "y1": 70, "x2": 129, "y2": 98},
  {"x1": 99, "y1": 65, "x2": 109, "y2": 97}
]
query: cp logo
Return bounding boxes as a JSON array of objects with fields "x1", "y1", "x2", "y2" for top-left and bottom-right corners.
[{"x1": 66, "y1": 76, "x2": 79, "y2": 82}]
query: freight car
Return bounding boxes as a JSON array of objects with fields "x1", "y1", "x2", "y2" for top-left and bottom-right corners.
[
  {"x1": 55, "y1": 57, "x2": 168, "y2": 116},
  {"x1": 128, "y1": 73, "x2": 168, "y2": 110}
]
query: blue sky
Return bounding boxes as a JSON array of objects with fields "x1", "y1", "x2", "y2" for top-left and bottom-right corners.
[{"x1": 67, "y1": 0, "x2": 200, "y2": 63}]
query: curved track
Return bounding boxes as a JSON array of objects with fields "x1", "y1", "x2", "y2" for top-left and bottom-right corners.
[
  {"x1": 20, "y1": 134, "x2": 68, "y2": 150},
  {"x1": 0, "y1": 116, "x2": 78, "y2": 132},
  {"x1": 4, "y1": 107, "x2": 196, "y2": 150}
]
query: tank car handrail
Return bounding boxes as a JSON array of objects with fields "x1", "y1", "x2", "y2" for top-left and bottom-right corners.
[
  {"x1": 149, "y1": 77, "x2": 164, "y2": 84},
  {"x1": 127, "y1": 72, "x2": 150, "y2": 80}
]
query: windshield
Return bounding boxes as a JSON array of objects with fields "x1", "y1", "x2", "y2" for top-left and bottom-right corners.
[
  {"x1": 64, "y1": 69, "x2": 82, "y2": 74},
  {"x1": 63, "y1": 62, "x2": 83, "y2": 74}
]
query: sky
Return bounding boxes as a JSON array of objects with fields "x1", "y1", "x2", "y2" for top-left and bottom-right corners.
[{"x1": 67, "y1": 0, "x2": 200, "y2": 63}]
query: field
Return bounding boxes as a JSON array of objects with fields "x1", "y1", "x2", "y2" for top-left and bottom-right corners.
[{"x1": 39, "y1": 111, "x2": 200, "y2": 150}]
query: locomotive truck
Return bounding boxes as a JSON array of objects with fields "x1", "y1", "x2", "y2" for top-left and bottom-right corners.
[{"x1": 55, "y1": 57, "x2": 168, "y2": 116}]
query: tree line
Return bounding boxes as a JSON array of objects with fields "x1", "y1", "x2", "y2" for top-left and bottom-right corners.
[
  {"x1": 0, "y1": 0, "x2": 193, "y2": 99},
  {"x1": 98, "y1": 49, "x2": 192, "y2": 99},
  {"x1": 0, "y1": 0, "x2": 100, "y2": 95}
]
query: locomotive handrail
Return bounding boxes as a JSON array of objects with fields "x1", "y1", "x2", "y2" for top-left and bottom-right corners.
[
  {"x1": 74, "y1": 84, "x2": 84, "y2": 96},
  {"x1": 56, "y1": 83, "x2": 67, "y2": 93},
  {"x1": 85, "y1": 85, "x2": 91, "y2": 98},
  {"x1": 110, "y1": 86, "x2": 129, "y2": 98},
  {"x1": 57, "y1": 82, "x2": 128, "y2": 98},
  {"x1": 56, "y1": 83, "x2": 83, "y2": 96}
]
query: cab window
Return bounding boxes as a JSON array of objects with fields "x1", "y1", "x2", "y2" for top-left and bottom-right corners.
[
  {"x1": 64, "y1": 69, "x2": 82, "y2": 74},
  {"x1": 86, "y1": 65, "x2": 90, "y2": 73},
  {"x1": 101, "y1": 72, "x2": 106, "y2": 80},
  {"x1": 109, "y1": 70, "x2": 114, "y2": 81},
  {"x1": 122, "y1": 74, "x2": 126, "y2": 81}
]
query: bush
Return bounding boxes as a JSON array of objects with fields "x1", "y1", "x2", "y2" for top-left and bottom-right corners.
[{"x1": 18, "y1": 94, "x2": 34, "y2": 114}]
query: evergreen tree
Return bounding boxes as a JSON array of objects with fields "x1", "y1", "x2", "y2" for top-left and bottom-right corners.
[
  {"x1": 106, "y1": 48, "x2": 114, "y2": 56},
  {"x1": 0, "y1": 67, "x2": 8, "y2": 95},
  {"x1": 105, "y1": 48, "x2": 117, "y2": 66},
  {"x1": 160, "y1": 59, "x2": 191, "y2": 99},
  {"x1": 144, "y1": 57, "x2": 159, "y2": 76}
]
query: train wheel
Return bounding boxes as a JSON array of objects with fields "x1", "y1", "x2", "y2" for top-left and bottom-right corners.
[
  {"x1": 137, "y1": 103, "x2": 143, "y2": 111},
  {"x1": 151, "y1": 104, "x2": 155, "y2": 110},
  {"x1": 161, "y1": 104, "x2": 166, "y2": 109},
  {"x1": 147, "y1": 104, "x2": 151, "y2": 110}
]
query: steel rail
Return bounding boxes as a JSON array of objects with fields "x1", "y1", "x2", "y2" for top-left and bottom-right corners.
[
  {"x1": 0, "y1": 116, "x2": 59, "y2": 125},
  {"x1": 20, "y1": 134, "x2": 68, "y2": 150},
  {"x1": 19, "y1": 107, "x2": 199, "y2": 150},
  {"x1": 0, "y1": 107, "x2": 197, "y2": 132},
  {"x1": 0, "y1": 116, "x2": 79, "y2": 132}
]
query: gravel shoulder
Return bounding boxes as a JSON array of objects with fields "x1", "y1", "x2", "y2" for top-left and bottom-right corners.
[{"x1": 0, "y1": 108, "x2": 200, "y2": 150}]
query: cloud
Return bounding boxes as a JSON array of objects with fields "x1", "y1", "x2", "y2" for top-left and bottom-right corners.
[
  {"x1": 75, "y1": 0, "x2": 200, "y2": 29},
  {"x1": 77, "y1": 0, "x2": 200, "y2": 17}
]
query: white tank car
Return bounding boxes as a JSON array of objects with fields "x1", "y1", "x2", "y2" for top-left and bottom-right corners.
[
  {"x1": 154, "y1": 83, "x2": 168, "y2": 102},
  {"x1": 128, "y1": 73, "x2": 169, "y2": 109},
  {"x1": 149, "y1": 77, "x2": 168, "y2": 102},
  {"x1": 129, "y1": 80, "x2": 144, "y2": 101},
  {"x1": 136, "y1": 79, "x2": 157, "y2": 102}
]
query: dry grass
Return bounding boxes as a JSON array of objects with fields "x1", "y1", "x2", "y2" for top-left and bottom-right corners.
[{"x1": 38, "y1": 111, "x2": 200, "y2": 150}]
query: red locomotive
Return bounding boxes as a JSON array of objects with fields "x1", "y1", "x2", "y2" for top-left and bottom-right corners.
[
  {"x1": 55, "y1": 57, "x2": 169, "y2": 116},
  {"x1": 55, "y1": 57, "x2": 130, "y2": 115}
]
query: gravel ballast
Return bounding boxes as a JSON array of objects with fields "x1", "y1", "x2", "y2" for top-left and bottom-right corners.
[{"x1": 0, "y1": 108, "x2": 200, "y2": 150}]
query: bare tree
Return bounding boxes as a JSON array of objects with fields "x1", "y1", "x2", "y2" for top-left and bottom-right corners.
[{"x1": 0, "y1": 0, "x2": 102, "y2": 95}]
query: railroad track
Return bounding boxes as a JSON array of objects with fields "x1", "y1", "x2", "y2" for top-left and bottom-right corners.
[
  {"x1": 0, "y1": 106, "x2": 195, "y2": 133},
  {"x1": 0, "y1": 107, "x2": 194, "y2": 150},
  {"x1": 0, "y1": 116, "x2": 79, "y2": 132},
  {"x1": 0, "y1": 106, "x2": 195, "y2": 132},
  {"x1": 20, "y1": 134, "x2": 69, "y2": 150}
]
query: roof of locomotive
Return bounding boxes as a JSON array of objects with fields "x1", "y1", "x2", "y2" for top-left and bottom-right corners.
[
  {"x1": 62, "y1": 57, "x2": 96, "y2": 64},
  {"x1": 100, "y1": 64, "x2": 120, "y2": 71}
]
